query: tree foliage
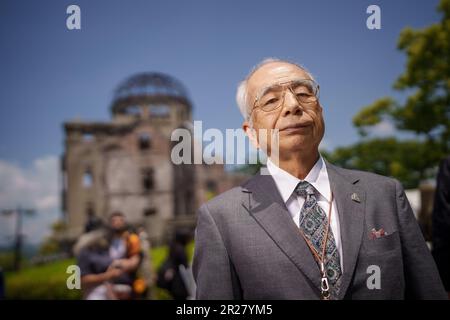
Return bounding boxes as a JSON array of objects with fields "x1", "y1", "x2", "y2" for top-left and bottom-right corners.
[{"x1": 331, "y1": 0, "x2": 450, "y2": 188}]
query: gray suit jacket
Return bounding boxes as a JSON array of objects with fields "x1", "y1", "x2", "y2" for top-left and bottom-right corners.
[{"x1": 192, "y1": 161, "x2": 447, "y2": 299}]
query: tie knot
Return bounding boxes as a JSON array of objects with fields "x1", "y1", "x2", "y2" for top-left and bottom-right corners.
[{"x1": 295, "y1": 181, "x2": 315, "y2": 198}]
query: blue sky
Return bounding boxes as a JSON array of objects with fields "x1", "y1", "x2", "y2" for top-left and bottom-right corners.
[{"x1": 0, "y1": 0, "x2": 442, "y2": 244}]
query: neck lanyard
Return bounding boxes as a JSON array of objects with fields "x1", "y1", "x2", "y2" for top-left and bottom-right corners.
[{"x1": 298, "y1": 191, "x2": 334, "y2": 300}]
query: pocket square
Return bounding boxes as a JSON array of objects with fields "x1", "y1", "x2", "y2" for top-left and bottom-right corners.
[{"x1": 369, "y1": 228, "x2": 389, "y2": 240}]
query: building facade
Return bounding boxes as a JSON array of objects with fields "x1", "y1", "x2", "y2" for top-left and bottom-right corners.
[{"x1": 61, "y1": 73, "x2": 247, "y2": 244}]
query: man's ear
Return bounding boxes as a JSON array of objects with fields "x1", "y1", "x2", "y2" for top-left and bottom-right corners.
[{"x1": 243, "y1": 121, "x2": 259, "y2": 149}]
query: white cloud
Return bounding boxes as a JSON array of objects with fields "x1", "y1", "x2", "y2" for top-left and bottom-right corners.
[
  {"x1": 370, "y1": 120, "x2": 396, "y2": 136},
  {"x1": 36, "y1": 195, "x2": 59, "y2": 211},
  {"x1": 0, "y1": 155, "x2": 61, "y2": 245}
]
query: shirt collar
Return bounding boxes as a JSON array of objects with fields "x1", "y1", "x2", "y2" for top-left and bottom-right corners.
[{"x1": 266, "y1": 154, "x2": 331, "y2": 203}]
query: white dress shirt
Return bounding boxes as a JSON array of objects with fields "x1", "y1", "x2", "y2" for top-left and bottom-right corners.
[{"x1": 266, "y1": 155, "x2": 344, "y2": 271}]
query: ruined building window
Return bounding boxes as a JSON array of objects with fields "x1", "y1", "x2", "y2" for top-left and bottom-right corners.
[
  {"x1": 138, "y1": 133, "x2": 151, "y2": 150},
  {"x1": 126, "y1": 105, "x2": 141, "y2": 116},
  {"x1": 85, "y1": 203, "x2": 102, "y2": 232},
  {"x1": 86, "y1": 203, "x2": 95, "y2": 217},
  {"x1": 142, "y1": 168, "x2": 154, "y2": 192},
  {"x1": 83, "y1": 133, "x2": 94, "y2": 142},
  {"x1": 83, "y1": 169, "x2": 93, "y2": 188},
  {"x1": 143, "y1": 208, "x2": 157, "y2": 217},
  {"x1": 150, "y1": 105, "x2": 170, "y2": 118}
]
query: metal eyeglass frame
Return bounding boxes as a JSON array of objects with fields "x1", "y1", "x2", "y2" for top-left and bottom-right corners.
[{"x1": 247, "y1": 78, "x2": 320, "y2": 121}]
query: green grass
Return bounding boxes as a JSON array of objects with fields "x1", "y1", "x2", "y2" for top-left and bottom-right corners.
[
  {"x1": 0, "y1": 252, "x2": 15, "y2": 271},
  {"x1": 5, "y1": 242, "x2": 195, "y2": 300},
  {"x1": 5, "y1": 258, "x2": 81, "y2": 299}
]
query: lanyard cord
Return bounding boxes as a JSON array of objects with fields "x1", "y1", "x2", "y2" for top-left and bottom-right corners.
[
  {"x1": 298, "y1": 191, "x2": 334, "y2": 299},
  {"x1": 299, "y1": 191, "x2": 333, "y2": 266}
]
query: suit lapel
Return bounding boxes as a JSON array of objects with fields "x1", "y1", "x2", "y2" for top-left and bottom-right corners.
[
  {"x1": 241, "y1": 173, "x2": 322, "y2": 291},
  {"x1": 241, "y1": 162, "x2": 366, "y2": 299},
  {"x1": 325, "y1": 161, "x2": 366, "y2": 299}
]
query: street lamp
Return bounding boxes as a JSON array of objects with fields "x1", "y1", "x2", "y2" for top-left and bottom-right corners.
[{"x1": 1, "y1": 207, "x2": 36, "y2": 271}]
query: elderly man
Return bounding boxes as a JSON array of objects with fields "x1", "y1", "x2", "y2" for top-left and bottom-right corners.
[{"x1": 192, "y1": 58, "x2": 446, "y2": 300}]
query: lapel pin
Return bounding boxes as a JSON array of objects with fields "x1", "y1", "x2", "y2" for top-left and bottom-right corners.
[{"x1": 351, "y1": 193, "x2": 361, "y2": 203}]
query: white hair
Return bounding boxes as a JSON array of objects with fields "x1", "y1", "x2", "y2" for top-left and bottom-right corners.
[{"x1": 236, "y1": 58, "x2": 315, "y2": 121}]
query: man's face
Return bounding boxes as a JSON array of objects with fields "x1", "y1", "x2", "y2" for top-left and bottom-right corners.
[
  {"x1": 110, "y1": 215, "x2": 126, "y2": 233},
  {"x1": 244, "y1": 62, "x2": 325, "y2": 158}
]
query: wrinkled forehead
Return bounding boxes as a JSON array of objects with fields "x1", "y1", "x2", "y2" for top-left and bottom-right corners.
[{"x1": 247, "y1": 63, "x2": 311, "y2": 98}]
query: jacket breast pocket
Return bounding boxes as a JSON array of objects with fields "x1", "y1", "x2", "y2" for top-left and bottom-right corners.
[{"x1": 364, "y1": 230, "x2": 399, "y2": 254}]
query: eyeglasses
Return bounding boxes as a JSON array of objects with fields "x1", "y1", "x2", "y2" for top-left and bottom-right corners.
[{"x1": 249, "y1": 79, "x2": 320, "y2": 118}]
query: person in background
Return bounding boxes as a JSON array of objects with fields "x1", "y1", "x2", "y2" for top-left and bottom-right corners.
[
  {"x1": 136, "y1": 227, "x2": 154, "y2": 299},
  {"x1": 157, "y1": 230, "x2": 190, "y2": 300},
  {"x1": 76, "y1": 211, "x2": 143, "y2": 299},
  {"x1": 432, "y1": 156, "x2": 450, "y2": 299}
]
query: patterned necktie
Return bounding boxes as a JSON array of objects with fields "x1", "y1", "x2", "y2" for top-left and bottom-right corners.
[{"x1": 295, "y1": 180, "x2": 342, "y2": 299}]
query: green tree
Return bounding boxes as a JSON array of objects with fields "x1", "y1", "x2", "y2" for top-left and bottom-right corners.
[
  {"x1": 330, "y1": 0, "x2": 450, "y2": 188},
  {"x1": 38, "y1": 220, "x2": 68, "y2": 256},
  {"x1": 325, "y1": 138, "x2": 440, "y2": 188}
]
